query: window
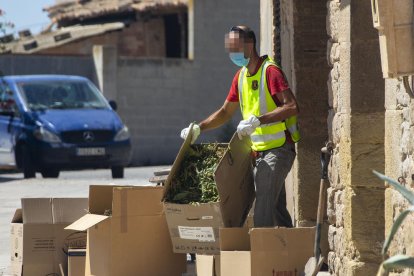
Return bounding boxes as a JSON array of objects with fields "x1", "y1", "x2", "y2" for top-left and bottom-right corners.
[
  {"x1": 0, "y1": 83, "x2": 18, "y2": 115},
  {"x1": 17, "y1": 80, "x2": 109, "y2": 111}
]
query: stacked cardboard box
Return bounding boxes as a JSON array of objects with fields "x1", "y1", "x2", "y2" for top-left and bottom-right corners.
[
  {"x1": 10, "y1": 198, "x2": 88, "y2": 276},
  {"x1": 66, "y1": 185, "x2": 187, "y2": 276},
  {"x1": 163, "y1": 132, "x2": 255, "y2": 255}
]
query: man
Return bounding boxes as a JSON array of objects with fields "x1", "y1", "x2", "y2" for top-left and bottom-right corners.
[{"x1": 180, "y1": 26, "x2": 300, "y2": 227}]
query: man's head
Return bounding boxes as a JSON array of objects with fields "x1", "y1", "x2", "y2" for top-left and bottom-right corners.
[{"x1": 225, "y1": 25, "x2": 256, "y2": 67}]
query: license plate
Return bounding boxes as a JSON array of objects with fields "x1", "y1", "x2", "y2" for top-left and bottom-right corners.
[{"x1": 76, "y1": 148, "x2": 105, "y2": 156}]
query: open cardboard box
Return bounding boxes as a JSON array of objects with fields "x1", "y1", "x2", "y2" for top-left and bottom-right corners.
[
  {"x1": 10, "y1": 198, "x2": 88, "y2": 276},
  {"x1": 220, "y1": 227, "x2": 315, "y2": 276},
  {"x1": 163, "y1": 125, "x2": 255, "y2": 255},
  {"x1": 66, "y1": 185, "x2": 187, "y2": 276}
]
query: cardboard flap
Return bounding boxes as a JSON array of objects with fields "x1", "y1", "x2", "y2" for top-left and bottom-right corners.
[
  {"x1": 196, "y1": 255, "x2": 215, "y2": 276},
  {"x1": 215, "y1": 134, "x2": 255, "y2": 227},
  {"x1": 21, "y1": 198, "x2": 53, "y2": 224},
  {"x1": 52, "y1": 198, "x2": 88, "y2": 223},
  {"x1": 112, "y1": 186, "x2": 164, "y2": 217},
  {"x1": 163, "y1": 123, "x2": 194, "y2": 200},
  {"x1": 11, "y1": 209, "x2": 22, "y2": 223},
  {"x1": 219, "y1": 228, "x2": 250, "y2": 251},
  {"x1": 89, "y1": 185, "x2": 120, "y2": 214},
  {"x1": 65, "y1": 214, "x2": 109, "y2": 231}
]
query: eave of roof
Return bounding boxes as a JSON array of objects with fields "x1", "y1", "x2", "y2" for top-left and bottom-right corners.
[
  {"x1": 1, "y1": 22, "x2": 125, "y2": 54},
  {"x1": 44, "y1": 0, "x2": 187, "y2": 23}
]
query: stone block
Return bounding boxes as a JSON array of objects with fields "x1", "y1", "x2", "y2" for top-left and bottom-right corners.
[
  {"x1": 328, "y1": 41, "x2": 340, "y2": 66},
  {"x1": 327, "y1": 251, "x2": 336, "y2": 274},
  {"x1": 396, "y1": 83, "x2": 411, "y2": 108},
  {"x1": 401, "y1": 156, "x2": 414, "y2": 179},
  {"x1": 349, "y1": 142, "x2": 385, "y2": 188},
  {"x1": 350, "y1": 112, "x2": 385, "y2": 144},
  {"x1": 327, "y1": 187, "x2": 337, "y2": 225},
  {"x1": 385, "y1": 78, "x2": 400, "y2": 110},
  {"x1": 385, "y1": 110, "x2": 404, "y2": 179},
  {"x1": 384, "y1": 188, "x2": 395, "y2": 241},
  {"x1": 329, "y1": 152, "x2": 345, "y2": 190},
  {"x1": 344, "y1": 186, "x2": 384, "y2": 263},
  {"x1": 401, "y1": 121, "x2": 413, "y2": 155},
  {"x1": 327, "y1": 0, "x2": 340, "y2": 41},
  {"x1": 327, "y1": 74, "x2": 334, "y2": 109},
  {"x1": 347, "y1": 261, "x2": 381, "y2": 276},
  {"x1": 328, "y1": 225, "x2": 346, "y2": 256},
  {"x1": 335, "y1": 189, "x2": 345, "y2": 227},
  {"x1": 337, "y1": 0, "x2": 351, "y2": 44}
]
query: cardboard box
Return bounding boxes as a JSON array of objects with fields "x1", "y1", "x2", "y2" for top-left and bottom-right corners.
[
  {"x1": 163, "y1": 132, "x2": 255, "y2": 254},
  {"x1": 66, "y1": 185, "x2": 187, "y2": 276},
  {"x1": 196, "y1": 254, "x2": 220, "y2": 276},
  {"x1": 68, "y1": 248, "x2": 86, "y2": 276},
  {"x1": 220, "y1": 227, "x2": 315, "y2": 276},
  {"x1": 10, "y1": 198, "x2": 88, "y2": 276}
]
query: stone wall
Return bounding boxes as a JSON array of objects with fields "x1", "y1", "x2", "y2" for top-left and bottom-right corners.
[
  {"x1": 0, "y1": 54, "x2": 97, "y2": 83},
  {"x1": 385, "y1": 77, "x2": 414, "y2": 276},
  {"x1": 326, "y1": 0, "x2": 385, "y2": 275}
]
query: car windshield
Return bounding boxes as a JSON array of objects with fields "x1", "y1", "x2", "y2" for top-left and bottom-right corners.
[{"x1": 17, "y1": 80, "x2": 109, "y2": 111}]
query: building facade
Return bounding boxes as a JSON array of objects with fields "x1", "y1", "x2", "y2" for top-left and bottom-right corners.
[{"x1": 261, "y1": 0, "x2": 413, "y2": 275}]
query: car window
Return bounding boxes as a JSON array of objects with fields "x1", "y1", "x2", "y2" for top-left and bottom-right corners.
[
  {"x1": 0, "y1": 82, "x2": 19, "y2": 115},
  {"x1": 17, "y1": 80, "x2": 109, "y2": 111}
]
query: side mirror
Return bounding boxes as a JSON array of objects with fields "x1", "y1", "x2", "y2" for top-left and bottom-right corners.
[{"x1": 109, "y1": 100, "x2": 118, "y2": 111}]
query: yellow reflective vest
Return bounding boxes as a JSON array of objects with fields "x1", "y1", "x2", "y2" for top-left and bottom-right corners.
[{"x1": 237, "y1": 57, "x2": 300, "y2": 151}]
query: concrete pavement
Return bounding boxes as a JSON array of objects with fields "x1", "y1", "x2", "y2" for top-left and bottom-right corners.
[{"x1": 0, "y1": 166, "x2": 167, "y2": 275}]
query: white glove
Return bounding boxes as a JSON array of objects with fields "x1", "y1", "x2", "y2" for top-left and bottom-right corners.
[
  {"x1": 237, "y1": 115, "x2": 261, "y2": 140},
  {"x1": 180, "y1": 123, "x2": 201, "y2": 144}
]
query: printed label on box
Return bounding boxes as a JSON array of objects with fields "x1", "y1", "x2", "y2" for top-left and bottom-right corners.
[
  {"x1": 178, "y1": 226, "x2": 215, "y2": 242},
  {"x1": 32, "y1": 238, "x2": 56, "y2": 251}
]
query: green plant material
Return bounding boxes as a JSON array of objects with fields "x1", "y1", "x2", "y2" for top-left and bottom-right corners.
[
  {"x1": 373, "y1": 170, "x2": 414, "y2": 204},
  {"x1": 382, "y1": 255, "x2": 414, "y2": 270},
  {"x1": 166, "y1": 143, "x2": 227, "y2": 204},
  {"x1": 103, "y1": 209, "x2": 112, "y2": 216},
  {"x1": 382, "y1": 206, "x2": 414, "y2": 256}
]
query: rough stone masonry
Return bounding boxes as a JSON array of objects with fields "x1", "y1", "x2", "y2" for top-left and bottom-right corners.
[
  {"x1": 385, "y1": 76, "x2": 414, "y2": 276},
  {"x1": 326, "y1": 0, "x2": 385, "y2": 275}
]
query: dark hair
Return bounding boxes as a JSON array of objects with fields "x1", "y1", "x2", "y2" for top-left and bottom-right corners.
[{"x1": 229, "y1": 26, "x2": 256, "y2": 48}]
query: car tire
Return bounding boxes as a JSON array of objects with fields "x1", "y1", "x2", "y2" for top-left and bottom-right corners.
[
  {"x1": 21, "y1": 145, "x2": 36, "y2": 179},
  {"x1": 111, "y1": 166, "x2": 124, "y2": 179},
  {"x1": 41, "y1": 168, "x2": 60, "y2": 178}
]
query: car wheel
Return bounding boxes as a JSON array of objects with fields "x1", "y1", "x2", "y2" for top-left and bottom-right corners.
[
  {"x1": 21, "y1": 145, "x2": 36, "y2": 179},
  {"x1": 41, "y1": 168, "x2": 60, "y2": 178},
  {"x1": 111, "y1": 166, "x2": 124, "y2": 179}
]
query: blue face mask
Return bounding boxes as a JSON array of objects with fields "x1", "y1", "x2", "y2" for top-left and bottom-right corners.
[{"x1": 229, "y1": 52, "x2": 250, "y2": 67}]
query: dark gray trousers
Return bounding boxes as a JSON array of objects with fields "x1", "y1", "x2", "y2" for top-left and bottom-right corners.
[{"x1": 253, "y1": 143, "x2": 296, "y2": 227}]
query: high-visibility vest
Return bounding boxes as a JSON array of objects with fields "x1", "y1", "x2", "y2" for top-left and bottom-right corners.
[{"x1": 237, "y1": 57, "x2": 301, "y2": 151}]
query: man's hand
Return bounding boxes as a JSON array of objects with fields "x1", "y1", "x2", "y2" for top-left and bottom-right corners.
[
  {"x1": 180, "y1": 123, "x2": 201, "y2": 144},
  {"x1": 236, "y1": 115, "x2": 261, "y2": 140}
]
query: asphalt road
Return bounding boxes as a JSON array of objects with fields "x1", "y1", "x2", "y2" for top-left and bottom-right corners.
[{"x1": 0, "y1": 166, "x2": 167, "y2": 275}]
